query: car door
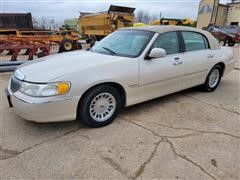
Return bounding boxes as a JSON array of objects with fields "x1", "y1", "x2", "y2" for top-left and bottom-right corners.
[
  {"x1": 139, "y1": 31, "x2": 185, "y2": 103},
  {"x1": 180, "y1": 31, "x2": 213, "y2": 89}
]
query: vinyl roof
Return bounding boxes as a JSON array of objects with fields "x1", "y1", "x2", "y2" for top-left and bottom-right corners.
[{"x1": 124, "y1": 25, "x2": 202, "y2": 34}]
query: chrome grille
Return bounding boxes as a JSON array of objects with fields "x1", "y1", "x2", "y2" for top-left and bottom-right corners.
[{"x1": 10, "y1": 77, "x2": 22, "y2": 93}]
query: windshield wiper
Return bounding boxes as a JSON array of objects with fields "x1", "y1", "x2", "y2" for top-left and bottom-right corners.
[{"x1": 102, "y1": 47, "x2": 117, "y2": 55}]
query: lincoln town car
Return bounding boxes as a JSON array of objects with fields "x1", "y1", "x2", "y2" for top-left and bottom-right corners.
[{"x1": 6, "y1": 26, "x2": 235, "y2": 127}]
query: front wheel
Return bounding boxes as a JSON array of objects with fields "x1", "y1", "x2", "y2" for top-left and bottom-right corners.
[
  {"x1": 77, "y1": 85, "x2": 122, "y2": 128},
  {"x1": 203, "y1": 65, "x2": 222, "y2": 92}
]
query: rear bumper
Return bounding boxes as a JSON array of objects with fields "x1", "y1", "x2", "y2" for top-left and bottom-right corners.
[
  {"x1": 224, "y1": 59, "x2": 236, "y2": 76},
  {"x1": 7, "y1": 86, "x2": 79, "y2": 123}
]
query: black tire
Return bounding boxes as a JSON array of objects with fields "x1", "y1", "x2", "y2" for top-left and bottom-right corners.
[
  {"x1": 227, "y1": 39, "x2": 236, "y2": 47},
  {"x1": 86, "y1": 38, "x2": 91, "y2": 44},
  {"x1": 203, "y1": 65, "x2": 222, "y2": 92},
  {"x1": 60, "y1": 39, "x2": 73, "y2": 52},
  {"x1": 90, "y1": 35, "x2": 97, "y2": 46},
  {"x1": 77, "y1": 85, "x2": 122, "y2": 128}
]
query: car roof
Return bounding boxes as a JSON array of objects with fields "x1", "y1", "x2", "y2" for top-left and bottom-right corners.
[
  {"x1": 122, "y1": 25, "x2": 220, "y2": 50},
  {"x1": 123, "y1": 25, "x2": 197, "y2": 33}
]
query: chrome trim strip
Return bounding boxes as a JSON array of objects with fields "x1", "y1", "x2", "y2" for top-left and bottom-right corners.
[
  {"x1": 140, "y1": 69, "x2": 208, "y2": 87},
  {"x1": 129, "y1": 84, "x2": 138, "y2": 88}
]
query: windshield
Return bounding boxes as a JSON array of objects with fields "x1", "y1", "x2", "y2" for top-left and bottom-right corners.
[{"x1": 90, "y1": 30, "x2": 154, "y2": 58}]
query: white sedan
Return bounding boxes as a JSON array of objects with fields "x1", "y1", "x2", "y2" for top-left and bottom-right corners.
[{"x1": 6, "y1": 26, "x2": 235, "y2": 127}]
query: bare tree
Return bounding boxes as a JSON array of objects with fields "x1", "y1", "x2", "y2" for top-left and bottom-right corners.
[
  {"x1": 33, "y1": 16, "x2": 61, "y2": 30},
  {"x1": 142, "y1": 13, "x2": 151, "y2": 24},
  {"x1": 135, "y1": 10, "x2": 145, "y2": 23},
  {"x1": 135, "y1": 11, "x2": 159, "y2": 24}
]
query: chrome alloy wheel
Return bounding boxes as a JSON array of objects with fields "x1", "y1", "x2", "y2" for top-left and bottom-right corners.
[
  {"x1": 89, "y1": 93, "x2": 116, "y2": 122},
  {"x1": 208, "y1": 69, "x2": 220, "y2": 88}
]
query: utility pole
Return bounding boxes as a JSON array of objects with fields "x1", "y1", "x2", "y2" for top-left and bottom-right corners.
[{"x1": 160, "y1": 12, "x2": 162, "y2": 20}]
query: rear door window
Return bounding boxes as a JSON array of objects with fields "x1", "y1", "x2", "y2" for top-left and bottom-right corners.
[{"x1": 182, "y1": 31, "x2": 208, "y2": 52}]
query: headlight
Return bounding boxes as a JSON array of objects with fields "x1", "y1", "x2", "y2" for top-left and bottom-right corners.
[{"x1": 19, "y1": 81, "x2": 70, "y2": 97}]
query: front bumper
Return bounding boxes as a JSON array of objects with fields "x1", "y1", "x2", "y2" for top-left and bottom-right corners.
[
  {"x1": 6, "y1": 87, "x2": 80, "y2": 123},
  {"x1": 5, "y1": 88, "x2": 13, "y2": 107}
]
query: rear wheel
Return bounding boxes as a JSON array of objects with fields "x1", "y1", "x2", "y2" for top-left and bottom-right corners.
[
  {"x1": 203, "y1": 65, "x2": 222, "y2": 92},
  {"x1": 77, "y1": 85, "x2": 122, "y2": 128}
]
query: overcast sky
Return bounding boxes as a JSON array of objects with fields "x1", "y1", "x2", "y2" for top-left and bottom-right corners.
[{"x1": 1, "y1": 0, "x2": 229, "y2": 23}]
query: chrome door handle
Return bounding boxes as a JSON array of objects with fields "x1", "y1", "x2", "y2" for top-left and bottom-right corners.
[
  {"x1": 173, "y1": 61, "x2": 182, "y2": 65},
  {"x1": 207, "y1": 54, "x2": 214, "y2": 58},
  {"x1": 173, "y1": 58, "x2": 182, "y2": 65}
]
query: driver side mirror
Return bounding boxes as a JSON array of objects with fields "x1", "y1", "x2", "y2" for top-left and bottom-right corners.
[{"x1": 148, "y1": 48, "x2": 166, "y2": 59}]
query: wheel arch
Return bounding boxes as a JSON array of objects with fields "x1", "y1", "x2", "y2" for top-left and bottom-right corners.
[
  {"x1": 214, "y1": 62, "x2": 225, "y2": 76},
  {"x1": 77, "y1": 81, "x2": 127, "y2": 109}
]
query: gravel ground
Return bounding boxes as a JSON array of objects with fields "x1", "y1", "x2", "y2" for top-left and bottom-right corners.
[{"x1": 0, "y1": 46, "x2": 239, "y2": 179}]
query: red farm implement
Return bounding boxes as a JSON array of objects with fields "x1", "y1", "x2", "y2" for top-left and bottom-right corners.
[
  {"x1": 0, "y1": 39, "x2": 50, "y2": 61},
  {"x1": 0, "y1": 29, "x2": 81, "y2": 61}
]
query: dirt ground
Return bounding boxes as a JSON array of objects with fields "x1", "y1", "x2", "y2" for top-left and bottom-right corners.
[{"x1": 0, "y1": 46, "x2": 239, "y2": 179}]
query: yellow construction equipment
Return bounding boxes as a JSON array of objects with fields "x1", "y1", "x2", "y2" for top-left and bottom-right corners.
[
  {"x1": 151, "y1": 18, "x2": 196, "y2": 27},
  {"x1": 79, "y1": 5, "x2": 135, "y2": 44},
  {"x1": 133, "y1": 23, "x2": 146, "y2": 27}
]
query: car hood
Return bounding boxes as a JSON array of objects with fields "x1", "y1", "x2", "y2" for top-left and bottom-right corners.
[{"x1": 17, "y1": 50, "x2": 124, "y2": 82}]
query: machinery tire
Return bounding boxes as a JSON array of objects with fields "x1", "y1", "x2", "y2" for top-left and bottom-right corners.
[
  {"x1": 86, "y1": 38, "x2": 91, "y2": 44},
  {"x1": 227, "y1": 39, "x2": 236, "y2": 47},
  {"x1": 60, "y1": 39, "x2": 73, "y2": 52},
  {"x1": 77, "y1": 85, "x2": 122, "y2": 128},
  {"x1": 219, "y1": 40, "x2": 226, "y2": 46},
  {"x1": 90, "y1": 35, "x2": 97, "y2": 46}
]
